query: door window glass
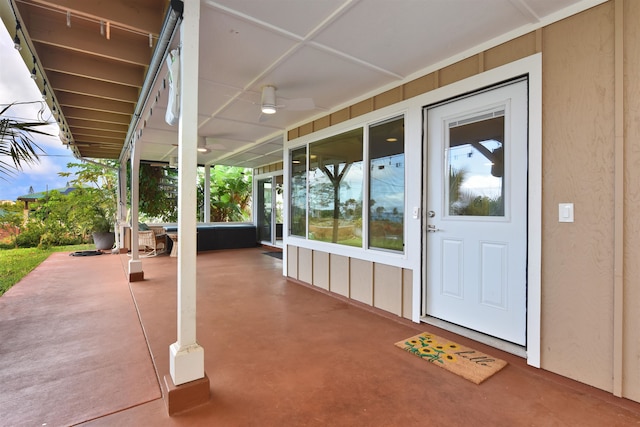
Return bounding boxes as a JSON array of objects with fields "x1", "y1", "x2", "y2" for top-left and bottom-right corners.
[{"x1": 446, "y1": 110, "x2": 505, "y2": 217}]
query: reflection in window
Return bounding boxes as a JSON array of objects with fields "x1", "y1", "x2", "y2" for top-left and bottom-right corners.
[
  {"x1": 308, "y1": 128, "x2": 363, "y2": 247},
  {"x1": 290, "y1": 147, "x2": 307, "y2": 236},
  {"x1": 369, "y1": 117, "x2": 404, "y2": 252},
  {"x1": 447, "y1": 113, "x2": 505, "y2": 217}
]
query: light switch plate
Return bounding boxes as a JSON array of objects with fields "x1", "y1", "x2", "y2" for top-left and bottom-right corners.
[{"x1": 558, "y1": 203, "x2": 574, "y2": 223}]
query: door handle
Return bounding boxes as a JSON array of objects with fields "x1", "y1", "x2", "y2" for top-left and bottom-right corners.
[{"x1": 427, "y1": 224, "x2": 441, "y2": 232}]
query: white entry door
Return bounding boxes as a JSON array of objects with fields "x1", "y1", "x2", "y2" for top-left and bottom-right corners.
[{"x1": 425, "y1": 80, "x2": 528, "y2": 346}]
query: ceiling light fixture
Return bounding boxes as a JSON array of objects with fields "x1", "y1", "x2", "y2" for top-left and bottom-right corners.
[
  {"x1": 30, "y1": 56, "x2": 37, "y2": 80},
  {"x1": 13, "y1": 21, "x2": 22, "y2": 50},
  {"x1": 197, "y1": 137, "x2": 210, "y2": 153},
  {"x1": 261, "y1": 85, "x2": 277, "y2": 114}
]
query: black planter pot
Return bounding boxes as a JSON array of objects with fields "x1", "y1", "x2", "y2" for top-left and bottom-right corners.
[{"x1": 92, "y1": 232, "x2": 115, "y2": 251}]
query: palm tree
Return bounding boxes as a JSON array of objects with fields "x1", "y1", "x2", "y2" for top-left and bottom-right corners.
[{"x1": 0, "y1": 102, "x2": 50, "y2": 178}]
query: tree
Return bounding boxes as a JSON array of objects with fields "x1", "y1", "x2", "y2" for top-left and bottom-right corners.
[
  {"x1": 198, "y1": 166, "x2": 252, "y2": 222},
  {"x1": 59, "y1": 160, "x2": 118, "y2": 233},
  {"x1": 0, "y1": 102, "x2": 51, "y2": 178},
  {"x1": 139, "y1": 163, "x2": 177, "y2": 222}
]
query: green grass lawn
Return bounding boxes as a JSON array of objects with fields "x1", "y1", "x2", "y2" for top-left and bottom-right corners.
[{"x1": 0, "y1": 244, "x2": 94, "y2": 297}]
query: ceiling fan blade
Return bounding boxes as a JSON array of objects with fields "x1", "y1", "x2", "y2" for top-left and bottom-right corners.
[
  {"x1": 283, "y1": 97, "x2": 315, "y2": 111},
  {"x1": 258, "y1": 111, "x2": 272, "y2": 123}
]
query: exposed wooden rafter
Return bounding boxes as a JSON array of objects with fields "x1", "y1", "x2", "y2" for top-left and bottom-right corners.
[{"x1": 13, "y1": 0, "x2": 168, "y2": 159}]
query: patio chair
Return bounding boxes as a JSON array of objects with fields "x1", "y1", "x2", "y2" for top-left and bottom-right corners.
[{"x1": 138, "y1": 226, "x2": 166, "y2": 257}]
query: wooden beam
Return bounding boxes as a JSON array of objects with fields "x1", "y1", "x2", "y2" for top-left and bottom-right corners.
[
  {"x1": 47, "y1": 71, "x2": 139, "y2": 104},
  {"x1": 27, "y1": 0, "x2": 167, "y2": 35},
  {"x1": 70, "y1": 129, "x2": 126, "y2": 142},
  {"x1": 66, "y1": 118, "x2": 129, "y2": 133},
  {"x1": 20, "y1": 5, "x2": 152, "y2": 66},
  {"x1": 57, "y1": 92, "x2": 134, "y2": 115},
  {"x1": 73, "y1": 134, "x2": 124, "y2": 148},
  {"x1": 77, "y1": 146, "x2": 121, "y2": 157},
  {"x1": 36, "y1": 43, "x2": 144, "y2": 87},
  {"x1": 62, "y1": 106, "x2": 131, "y2": 125}
]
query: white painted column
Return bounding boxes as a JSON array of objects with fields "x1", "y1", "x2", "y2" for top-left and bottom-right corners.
[
  {"x1": 204, "y1": 164, "x2": 211, "y2": 223},
  {"x1": 170, "y1": 0, "x2": 204, "y2": 386},
  {"x1": 129, "y1": 140, "x2": 142, "y2": 276},
  {"x1": 117, "y1": 161, "x2": 127, "y2": 251}
]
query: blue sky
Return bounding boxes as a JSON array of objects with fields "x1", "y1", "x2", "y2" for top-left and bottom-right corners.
[{"x1": 0, "y1": 23, "x2": 78, "y2": 202}]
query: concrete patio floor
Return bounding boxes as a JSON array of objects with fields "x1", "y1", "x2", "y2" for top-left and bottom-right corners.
[{"x1": 1, "y1": 247, "x2": 640, "y2": 426}]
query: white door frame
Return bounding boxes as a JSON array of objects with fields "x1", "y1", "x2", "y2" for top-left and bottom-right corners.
[
  {"x1": 417, "y1": 54, "x2": 542, "y2": 367},
  {"x1": 424, "y1": 79, "x2": 529, "y2": 346}
]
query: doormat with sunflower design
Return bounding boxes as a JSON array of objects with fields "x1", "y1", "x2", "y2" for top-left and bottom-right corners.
[{"x1": 395, "y1": 332, "x2": 507, "y2": 384}]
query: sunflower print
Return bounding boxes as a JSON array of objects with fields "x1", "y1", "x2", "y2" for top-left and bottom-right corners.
[{"x1": 402, "y1": 333, "x2": 456, "y2": 364}]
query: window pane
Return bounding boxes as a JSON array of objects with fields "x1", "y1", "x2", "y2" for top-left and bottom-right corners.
[
  {"x1": 308, "y1": 128, "x2": 363, "y2": 247},
  {"x1": 257, "y1": 178, "x2": 272, "y2": 242},
  {"x1": 369, "y1": 117, "x2": 404, "y2": 252},
  {"x1": 447, "y1": 114, "x2": 505, "y2": 217},
  {"x1": 290, "y1": 147, "x2": 307, "y2": 237}
]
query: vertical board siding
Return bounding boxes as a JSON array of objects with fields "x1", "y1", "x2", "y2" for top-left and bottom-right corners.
[
  {"x1": 373, "y1": 264, "x2": 403, "y2": 316},
  {"x1": 623, "y1": 0, "x2": 640, "y2": 402},
  {"x1": 329, "y1": 254, "x2": 350, "y2": 297},
  {"x1": 298, "y1": 248, "x2": 313, "y2": 285},
  {"x1": 312, "y1": 251, "x2": 330, "y2": 290},
  {"x1": 349, "y1": 259, "x2": 373, "y2": 305},
  {"x1": 287, "y1": 245, "x2": 298, "y2": 279}
]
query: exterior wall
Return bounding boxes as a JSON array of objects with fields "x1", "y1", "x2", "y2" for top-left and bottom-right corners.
[
  {"x1": 287, "y1": 247, "x2": 414, "y2": 319},
  {"x1": 282, "y1": 0, "x2": 639, "y2": 402},
  {"x1": 623, "y1": 0, "x2": 640, "y2": 403},
  {"x1": 541, "y1": 1, "x2": 615, "y2": 393}
]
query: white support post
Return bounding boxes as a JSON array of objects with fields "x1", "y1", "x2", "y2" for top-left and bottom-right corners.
[
  {"x1": 204, "y1": 164, "x2": 211, "y2": 223},
  {"x1": 170, "y1": 0, "x2": 204, "y2": 386},
  {"x1": 128, "y1": 140, "x2": 143, "y2": 279},
  {"x1": 117, "y1": 162, "x2": 127, "y2": 252}
]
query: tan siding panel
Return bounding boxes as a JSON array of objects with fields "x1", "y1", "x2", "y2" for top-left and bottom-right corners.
[
  {"x1": 288, "y1": 128, "x2": 299, "y2": 141},
  {"x1": 439, "y1": 55, "x2": 479, "y2": 87},
  {"x1": 541, "y1": 2, "x2": 615, "y2": 392},
  {"x1": 623, "y1": 0, "x2": 640, "y2": 402},
  {"x1": 375, "y1": 87, "x2": 403, "y2": 110},
  {"x1": 350, "y1": 258, "x2": 373, "y2": 305},
  {"x1": 402, "y1": 269, "x2": 413, "y2": 320},
  {"x1": 373, "y1": 263, "x2": 402, "y2": 316},
  {"x1": 351, "y1": 98, "x2": 374, "y2": 118},
  {"x1": 329, "y1": 254, "x2": 350, "y2": 297},
  {"x1": 299, "y1": 122, "x2": 314, "y2": 137},
  {"x1": 313, "y1": 115, "x2": 331, "y2": 132},
  {"x1": 404, "y1": 73, "x2": 436, "y2": 99},
  {"x1": 330, "y1": 108, "x2": 350, "y2": 125},
  {"x1": 298, "y1": 247, "x2": 313, "y2": 284},
  {"x1": 484, "y1": 33, "x2": 537, "y2": 71},
  {"x1": 312, "y1": 251, "x2": 330, "y2": 290},
  {"x1": 287, "y1": 245, "x2": 298, "y2": 279}
]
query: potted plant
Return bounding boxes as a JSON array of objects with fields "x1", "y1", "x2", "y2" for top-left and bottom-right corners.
[
  {"x1": 90, "y1": 205, "x2": 115, "y2": 250},
  {"x1": 62, "y1": 161, "x2": 118, "y2": 251}
]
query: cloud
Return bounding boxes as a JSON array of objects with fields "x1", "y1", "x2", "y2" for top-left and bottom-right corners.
[{"x1": 0, "y1": 25, "x2": 75, "y2": 200}]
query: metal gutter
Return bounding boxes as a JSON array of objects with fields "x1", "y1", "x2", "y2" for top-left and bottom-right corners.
[{"x1": 118, "y1": 0, "x2": 184, "y2": 164}]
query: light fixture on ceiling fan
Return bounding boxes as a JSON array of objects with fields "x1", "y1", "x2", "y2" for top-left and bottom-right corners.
[
  {"x1": 197, "y1": 136, "x2": 210, "y2": 153},
  {"x1": 261, "y1": 85, "x2": 277, "y2": 115},
  {"x1": 259, "y1": 85, "x2": 315, "y2": 116}
]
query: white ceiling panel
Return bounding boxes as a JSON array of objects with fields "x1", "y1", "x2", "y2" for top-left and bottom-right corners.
[
  {"x1": 124, "y1": 0, "x2": 605, "y2": 169},
  {"x1": 205, "y1": 0, "x2": 348, "y2": 38},
  {"x1": 198, "y1": 5, "x2": 299, "y2": 88}
]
